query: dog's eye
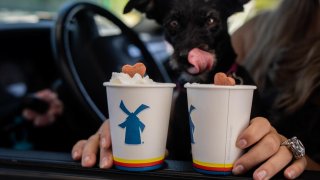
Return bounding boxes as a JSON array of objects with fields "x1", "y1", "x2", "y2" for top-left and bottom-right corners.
[
  {"x1": 206, "y1": 18, "x2": 216, "y2": 27},
  {"x1": 169, "y1": 20, "x2": 179, "y2": 29}
]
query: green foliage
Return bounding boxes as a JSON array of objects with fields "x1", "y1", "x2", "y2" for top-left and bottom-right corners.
[
  {"x1": 99, "y1": 0, "x2": 128, "y2": 16},
  {"x1": 254, "y1": 0, "x2": 280, "y2": 11}
]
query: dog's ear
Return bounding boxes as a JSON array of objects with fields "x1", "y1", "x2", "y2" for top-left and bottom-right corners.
[
  {"x1": 123, "y1": 0, "x2": 169, "y2": 24},
  {"x1": 224, "y1": 0, "x2": 251, "y2": 17},
  {"x1": 123, "y1": 0, "x2": 153, "y2": 14},
  {"x1": 238, "y1": 0, "x2": 251, "y2": 5}
]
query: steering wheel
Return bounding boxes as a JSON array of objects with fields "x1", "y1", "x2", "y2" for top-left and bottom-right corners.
[{"x1": 51, "y1": 1, "x2": 170, "y2": 124}]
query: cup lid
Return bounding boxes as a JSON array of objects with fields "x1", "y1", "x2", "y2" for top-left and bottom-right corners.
[
  {"x1": 184, "y1": 83, "x2": 257, "y2": 90},
  {"x1": 103, "y1": 82, "x2": 176, "y2": 88}
]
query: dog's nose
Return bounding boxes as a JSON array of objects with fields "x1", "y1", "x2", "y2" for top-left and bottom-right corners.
[{"x1": 198, "y1": 44, "x2": 209, "y2": 51}]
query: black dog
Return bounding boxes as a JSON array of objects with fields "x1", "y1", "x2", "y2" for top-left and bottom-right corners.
[{"x1": 124, "y1": 0, "x2": 255, "y2": 160}]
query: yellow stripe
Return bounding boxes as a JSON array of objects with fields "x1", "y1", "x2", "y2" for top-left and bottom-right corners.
[
  {"x1": 193, "y1": 159, "x2": 233, "y2": 168},
  {"x1": 113, "y1": 156, "x2": 164, "y2": 163}
]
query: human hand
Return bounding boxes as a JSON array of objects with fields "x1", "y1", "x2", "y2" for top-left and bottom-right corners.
[
  {"x1": 22, "y1": 89, "x2": 63, "y2": 127},
  {"x1": 72, "y1": 120, "x2": 113, "y2": 169},
  {"x1": 232, "y1": 117, "x2": 307, "y2": 179}
]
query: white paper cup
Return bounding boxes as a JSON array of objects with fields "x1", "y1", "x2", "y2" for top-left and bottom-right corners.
[
  {"x1": 184, "y1": 83, "x2": 256, "y2": 175},
  {"x1": 103, "y1": 82, "x2": 175, "y2": 171}
]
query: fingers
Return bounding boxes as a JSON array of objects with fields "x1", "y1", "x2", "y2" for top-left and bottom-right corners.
[
  {"x1": 233, "y1": 117, "x2": 307, "y2": 179},
  {"x1": 72, "y1": 140, "x2": 87, "y2": 160},
  {"x1": 233, "y1": 132, "x2": 282, "y2": 175},
  {"x1": 252, "y1": 146, "x2": 292, "y2": 180},
  {"x1": 23, "y1": 110, "x2": 54, "y2": 127},
  {"x1": 80, "y1": 122, "x2": 112, "y2": 168},
  {"x1": 284, "y1": 157, "x2": 307, "y2": 179},
  {"x1": 33, "y1": 115, "x2": 54, "y2": 127},
  {"x1": 81, "y1": 134, "x2": 100, "y2": 167},
  {"x1": 99, "y1": 121, "x2": 111, "y2": 149},
  {"x1": 23, "y1": 109, "x2": 53, "y2": 127},
  {"x1": 49, "y1": 95, "x2": 63, "y2": 115},
  {"x1": 35, "y1": 89, "x2": 57, "y2": 101},
  {"x1": 236, "y1": 117, "x2": 272, "y2": 149},
  {"x1": 251, "y1": 149, "x2": 306, "y2": 180},
  {"x1": 23, "y1": 89, "x2": 64, "y2": 127},
  {"x1": 22, "y1": 109, "x2": 37, "y2": 120},
  {"x1": 233, "y1": 117, "x2": 285, "y2": 177},
  {"x1": 99, "y1": 145, "x2": 113, "y2": 169},
  {"x1": 98, "y1": 121, "x2": 113, "y2": 168},
  {"x1": 40, "y1": 89, "x2": 63, "y2": 116},
  {"x1": 71, "y1": 120, "x2": 113, "y2": 169}
]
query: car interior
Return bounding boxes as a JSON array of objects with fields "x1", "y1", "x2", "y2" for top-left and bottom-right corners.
[
  {"x1": 0, "y1": 1, "x2": 319, "y2": 179},
  {"x1": 0, "y1": 0, "x2": 172, "y2": 151},
  {"x1": 0, "y1": 1, "x2": 196, "y2": 179}
]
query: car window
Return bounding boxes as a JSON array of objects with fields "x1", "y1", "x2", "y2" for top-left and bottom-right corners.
[
  {"x1": 229, "y1": 0, "x2": 280, "y2": 33},
  {"x1": 0, "y1": 0, "x2": 141, "y2": 27},
  {"x1": 0, "y1": 0, "x2": 280, "y2": 33}
]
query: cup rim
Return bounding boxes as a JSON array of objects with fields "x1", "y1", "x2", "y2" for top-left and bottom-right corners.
[
  {"x1": 103, "y1": 82, "x2": 176, "y2": 88},
  {"x1": 184, "y1": 83, "x2": 257, "y2": 90}
]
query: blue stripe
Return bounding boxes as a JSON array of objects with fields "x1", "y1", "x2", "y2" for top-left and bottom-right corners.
[
  {"x1": 193, "y1": 167, "x2": 232, "y2": 175},
  {"x1": 115, "y1": 164, "x2": 163, "y2": 172}
]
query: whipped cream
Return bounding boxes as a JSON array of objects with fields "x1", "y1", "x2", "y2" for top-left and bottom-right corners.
[{"x1": 109, "y1": 72, "x2": 155, "y2": 85}]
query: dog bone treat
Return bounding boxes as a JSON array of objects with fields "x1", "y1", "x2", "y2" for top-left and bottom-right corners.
[
  {"x1": 214, "y1": 72, "x2": 236, "y2": 86},
  {"x1": 110, "y1": 63, "x2": 154, "y2": 85},
  {"x1": 121, "y1": 62, "x2": 146, "y2": 78}
]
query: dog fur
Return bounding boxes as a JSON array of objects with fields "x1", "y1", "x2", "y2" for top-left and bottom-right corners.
[{"x1": 124, "y1": 0, "x2": 254, "y2": 160}]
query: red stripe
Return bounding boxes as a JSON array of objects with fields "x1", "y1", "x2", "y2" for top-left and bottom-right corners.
[
  {"x1": 114, "y1": 159, "x2": 164, "y2": 168},
  {"x1": 193, "y1": 163, "x2": 232, "y2": 172}
]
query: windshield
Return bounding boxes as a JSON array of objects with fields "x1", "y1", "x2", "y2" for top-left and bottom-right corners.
[
  {"x1": 0, "y1": 0, "x2": 279, "y2": 30},
  {"x1": 0, "y1": 0, "x2": 141, "y2": 27}
]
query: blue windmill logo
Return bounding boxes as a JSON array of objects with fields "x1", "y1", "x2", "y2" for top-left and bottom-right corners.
[
  {"x1": 189, "y1": 105, "x2": 196, "y2": 144},
  {"x1": 118, "y1": 100, "x2": 150, "y2": 145}
]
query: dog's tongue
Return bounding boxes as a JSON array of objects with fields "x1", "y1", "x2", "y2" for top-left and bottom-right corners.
[{"x1": 187, "y1": 48, "x2": 215, "y2": 74}]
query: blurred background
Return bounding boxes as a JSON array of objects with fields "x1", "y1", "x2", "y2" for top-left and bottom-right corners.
[{"x1": 0, "y1": 0, "x2": 280, "y2": 30}]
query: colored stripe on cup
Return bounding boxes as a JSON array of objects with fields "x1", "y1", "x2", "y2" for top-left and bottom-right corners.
[
  {"x1": 113, "y1": 156, "x2": 164, "y2": 169},
  {"x1": 193, "y1": 159, "x2": 233, "y2": 173},
  {"x1": 115, "y1": 164, "x2": 163, "y2": 172},
  {"x1": 193, "y1": 168, "x2": 232, "y2": 175}
]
